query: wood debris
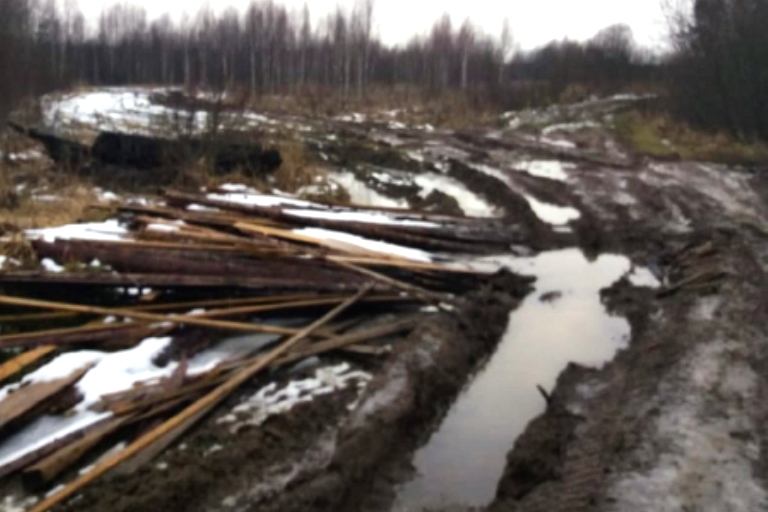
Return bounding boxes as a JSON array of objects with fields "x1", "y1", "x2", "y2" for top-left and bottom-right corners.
[{"x1": 0, "y1": 186, "x2": 502, "y2": 510}]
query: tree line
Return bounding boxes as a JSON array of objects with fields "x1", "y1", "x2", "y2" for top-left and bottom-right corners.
[
  {"x1": 0, "y1": 0, "x2": 660, "y2": 120},
  {"x1": 667, "y1": 0, "x2": 768, "y2": 141}
]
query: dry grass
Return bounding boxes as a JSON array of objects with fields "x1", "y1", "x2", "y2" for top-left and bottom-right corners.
[
  {"x1": 246, "y1": 85, "x2": 501, "y2": 129},
  {"x1": 0, "y1": 177, "x2": 99, "y2": 230},
  {"x1": 613, "y1": 111, "x2": 768, "y2": 165},
  {"x1": 0, "y1": 134, "x2": 99, "y2": 230}
]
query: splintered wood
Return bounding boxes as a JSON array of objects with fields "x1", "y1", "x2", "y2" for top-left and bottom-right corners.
[{"x1": 0, "y1": 186, "x2": 500, "y2": 511}]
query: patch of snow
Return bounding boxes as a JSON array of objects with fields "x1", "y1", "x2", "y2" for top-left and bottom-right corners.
[
  {"x1": 0, "y1": 495, "x2": 38, "y2": 512},
  {"x1": 187, "y1": 203, "x2": 219, "y2": 212},
  {"x1": 471, "y1": 164, "x2": 510, "y2": 184},
  {"x1": 7, "y1": 149, "x2": 44, "y2": 162},
  {"x1": 207, "y1": 192, "x2": 322, "y2": 210},
  {"x1": 41, "y1": 258, "x2": 64, "y2": 273},
  {"x1": 329, "y1": 171, "x2": 409, "y2": 209},
  {"x1": 284, "y1": 208, "x2": 438, "y2": 228},
  {"x1": 515, "y1": 160, "x2": 574, "y2": 181},
  {"x1": 626, "y1": 267, "x2": 661, "y2": 288},
  {"x1": 0, "y1": 328, "x2": 285, "y2": 472},
  {"x1": 218, "y1": 363, "x2": 371, "y2": 431},
  {"x1": 371, "y1": 171, "x2": 413, "y2": 187},
  {"x1": 541, "y1": 121, "x2": 600, "y2": 135},
  {"x1": 336, "y1": 113, "x2": 366, "y2": 123},
  {"x1": 413, "y1": 173, "x2": 499, "y2": 218},
  {"x1": 540, "y1": 137, "x2": 577, "y2": 149},
  {"x1": 96, "y1": 190, "x2": 119, "y2": 202},
  {"x1": 407, "y1": 151, "x2": 425, "y2": 163},
  {"x1": 525, "y1": 195, "x2": 581, "y2": 225},
  {"x1": 26, "y1": 219, "x2": 128, "y2": 243},
  {"x1": 293, "y1": 227, "x2": 433, "y2": 262}
]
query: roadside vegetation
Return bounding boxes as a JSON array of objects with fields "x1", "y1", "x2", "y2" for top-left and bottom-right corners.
[{"x1": 613, "y1": 111, "x2": 768, "y2": 165}]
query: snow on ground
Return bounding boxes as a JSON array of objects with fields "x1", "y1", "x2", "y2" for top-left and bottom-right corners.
[
  {"x1": 44, "y1": 88, "x2": 203, "y2": 136},
  {"x1": 329, "y1": 172, "x2": 409, "y2": 209},
  {"x1": 26, "y1": 220, "x2": 129, "y2": 243},
  {"x1": 525, "y1": 195, "x2": 581, "y2": 225},
  {"x1": 542, "y1": 121, "x2": 600, "y2": 135},
  {"x1": 540, "y1": 137, "x2": 577, "y2": 150},
  {"x1": 413, "y1": 173, "x2": 499, "y2": 218},
  {"x1": 217, "y1": 363, "x2": 371, "y2": 432},
  {"x1": 336, "y1": 113, "x2": 367, "y2": 123},
  {"x1": 294, "y1": 227, "x2": 433, "y2": 262},
  {"x1": 43, "y1": 88, "x2": 274, "y2": 138},
  {"x1": 514, "y1": 160, "x2": 574, "y2": 181},
  {"x1": 207, "y1": 191, "x2": 324, "y2": 210},
  {"x1": 0, "y1": 329, "x2": 283, "y2": 473},
  {"x1": 40, "y1": 258, "x2": 65, "y2": 273},
  {"x1": 0, "y1": 149, "x2": 45, "y2": 162},
  {"x1": 626, "y1": 267, "x2": 661, "y2": 288},
  {"x1": 283, "y1": 208, "x2": 438, "y2": 228}
]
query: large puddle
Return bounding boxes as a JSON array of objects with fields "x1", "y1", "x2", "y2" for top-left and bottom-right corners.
[{"x1": 392, "y1": 248, "x2": 639, "y2": 510}]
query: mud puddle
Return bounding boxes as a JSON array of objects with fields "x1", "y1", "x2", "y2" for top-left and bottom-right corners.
[{"x1": 391, "y1": 249, "x2": 637, "y2": 510}]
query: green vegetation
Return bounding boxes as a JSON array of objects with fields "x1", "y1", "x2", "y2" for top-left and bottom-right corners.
[{"x1": 613, "y1": 111, "x2": 768, "y2": 166}]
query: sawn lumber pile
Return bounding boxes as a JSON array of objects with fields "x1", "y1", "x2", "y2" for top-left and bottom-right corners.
[{"x1": 0, "y1": 187, "x2": 504, "y2": 512}]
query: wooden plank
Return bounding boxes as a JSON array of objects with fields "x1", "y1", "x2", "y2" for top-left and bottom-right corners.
[
  {"x1": 0, "y1": 347, "x2": 57, "y2": 384},
  {"x1": 0, "y1": 365, "x2": 93, "y2": 434},
  {"x1": 0, "y1": 293, "x2": 330, "y2": 324},
  {"x1": 0, "y1": 295, "x2": 329, "y2": 337},
  {"x1": 0, "y1": 323, "x2": 170, "y2": 350},
  {"x1": 0, "y1": 272, "x2": 364, "y2": 292},
  {"x1": 27, "y1": 286, "x2": 372, "y2": 512},
  {"x1": 21, "y1": 416, "x2": 129, "y2": 492}
]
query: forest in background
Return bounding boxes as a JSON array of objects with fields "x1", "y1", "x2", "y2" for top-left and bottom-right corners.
[{"x1": 0, "y1": 0, "x2": 767, "y2": 143}]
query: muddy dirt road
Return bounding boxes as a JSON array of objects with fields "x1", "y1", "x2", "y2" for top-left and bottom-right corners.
[{"x1": 5, "y1": 91, "x2": 768, "y2": 512}]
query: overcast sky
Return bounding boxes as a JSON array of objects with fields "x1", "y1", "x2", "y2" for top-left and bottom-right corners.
[{"x1": 74, "y1": 0, "x2": 669, "y2": 51}]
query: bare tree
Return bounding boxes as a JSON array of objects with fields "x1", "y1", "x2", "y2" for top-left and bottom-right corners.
[{"x1": 499, "y1": 18, "x2": 512, "y2": 85}]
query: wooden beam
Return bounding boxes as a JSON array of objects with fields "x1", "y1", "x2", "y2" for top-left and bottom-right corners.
[
  {"x1": 0, "y1": 295, "x2": 326, "y2": 337},
  {"x1": 0, "y1": 346, "x2": 57, "y2": 384},
  {"x1": 0, "y1": 365, "x2": 93, "y2": 434}
]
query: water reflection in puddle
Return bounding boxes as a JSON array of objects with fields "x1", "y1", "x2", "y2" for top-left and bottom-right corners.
[{"x1": 392, "y1": 249, "x2": 633, "y2": 511}]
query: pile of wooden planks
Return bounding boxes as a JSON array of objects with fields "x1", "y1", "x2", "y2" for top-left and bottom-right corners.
[{"x1": 0, "y1": 187, "x2": 500, "y2": 512}]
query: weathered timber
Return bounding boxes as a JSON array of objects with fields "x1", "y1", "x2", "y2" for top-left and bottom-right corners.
[
  {"x1": 166, "y1": 190, "x2": 506, "y2": 252},
  {"x1": 31, "y1": 239, "x2": 368, "y2": 286},
  {"x1": 0, "y1": 295, "x2": 336, "y2": 337},
  {"x1": 0, "y1": 271, "x2": 370, "y2": 292},
  {"x1": 21, "y1": 416, "x2": 129, "y2": 492},
  {"x1": 0, "y1": 347, "x2": 57, "y2": 384},
  {"x1": 0, "y1": 323, "x2": 171, "y2": 350},
  {"x1": 0, "y1": 365, "x2": 93, "y2": 435}
]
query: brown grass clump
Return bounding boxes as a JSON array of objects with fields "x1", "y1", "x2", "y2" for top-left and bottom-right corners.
[
  {"x1": 614, "y1": 111, "x2": 768, "y2": 165},
  {"x1": 0, "y1": 182, "x2": 98, "y2": 230},
  {"x1": 272, "y1": 141, "x2": 324, "y2": 192},
  {"x1": 0, "y1": 233, "x2": 37, "y2": 268}
]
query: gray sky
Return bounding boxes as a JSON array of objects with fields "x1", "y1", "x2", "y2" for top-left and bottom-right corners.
[{"x1": 74, "y1": 0, "x2": 669, "y2": 51}]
